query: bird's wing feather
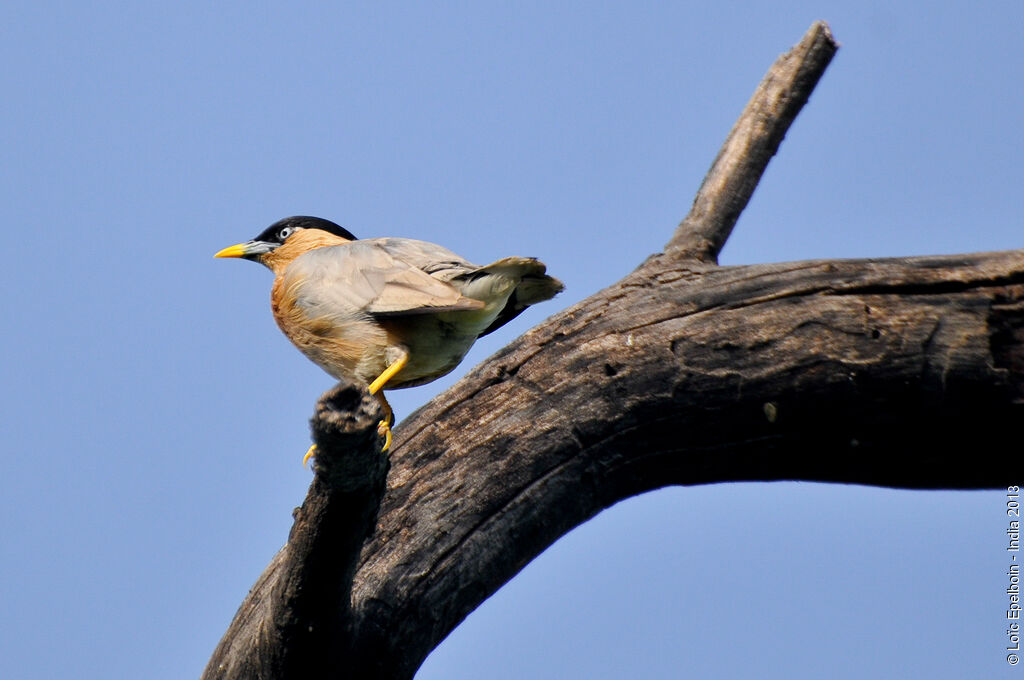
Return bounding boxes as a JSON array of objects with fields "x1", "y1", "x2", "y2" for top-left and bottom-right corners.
[
  {"x1": 285, "y1": 241, "x2": 484, "y2": 318},
  {"x1": 368, "y1": 238, "x2": 478, "y2": 280}
]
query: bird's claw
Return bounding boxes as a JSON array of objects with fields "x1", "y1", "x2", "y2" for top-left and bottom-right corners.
[{"x1": 378, "y1": 419, "x2": 393, "y2": 451}]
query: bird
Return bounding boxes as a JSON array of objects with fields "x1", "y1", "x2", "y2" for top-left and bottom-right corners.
[{"x1": 215, "y1": 216, "x2": 563, "y2": 457}]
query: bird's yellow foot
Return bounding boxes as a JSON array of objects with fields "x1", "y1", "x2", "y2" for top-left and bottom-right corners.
[
  {"x1": 303, "y1": 419, "x2": 391, "y2": 468},
  {"x1": 378, "y1": 420, "x2": 393, "y2": 451}
]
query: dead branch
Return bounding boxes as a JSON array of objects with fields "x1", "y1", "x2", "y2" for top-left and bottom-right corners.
[{"x1": 203, "y1": 21, "x2": 1024, "y2": 680}]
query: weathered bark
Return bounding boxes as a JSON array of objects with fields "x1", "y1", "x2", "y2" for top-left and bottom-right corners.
[{"x1": 203, "y1": 21, "x2": 1024, "y2": 680}]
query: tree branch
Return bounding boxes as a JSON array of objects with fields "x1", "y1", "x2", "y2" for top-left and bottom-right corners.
[
  {"x1": 666, "y1": 20, "x2": 838, "y2": 263},
  {"x1": 203, "y1": 383, "x2": 387, "y2": 679},
  {"x1": 203, "y1": 20, "x2": 1024, "y2": 680},
  {"x1": 345, "y1": 250, "x2": 1024, "y2": 678}
]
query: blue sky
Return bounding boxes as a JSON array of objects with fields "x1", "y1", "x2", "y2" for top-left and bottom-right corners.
[{"x1": 2, "y1": 2, "x2": 1021, "y2": 678}]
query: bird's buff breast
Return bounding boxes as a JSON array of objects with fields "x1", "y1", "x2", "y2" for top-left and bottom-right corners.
[
  {"x1": 271, "y1": 284, "x2": 385, "y2": 382},
  {"x1": 271, "y1": 279, "x2": 484, "y2": 389}
]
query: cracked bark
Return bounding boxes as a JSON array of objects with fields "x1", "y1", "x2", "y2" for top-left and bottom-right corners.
[{"x1": 203, "y1": 21, "x2": 1024, "y2": 680}]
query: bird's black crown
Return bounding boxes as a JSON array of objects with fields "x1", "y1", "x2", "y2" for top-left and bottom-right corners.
[{"x1": 254, "y1": 216, "x2": 358, "y2": 244}]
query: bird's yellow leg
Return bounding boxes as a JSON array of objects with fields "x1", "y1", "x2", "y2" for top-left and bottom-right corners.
[
  {"x1": 374, "y1": 391, "x2": 395, "y2": 450},
  {"x1": 368, "y1": 353, "x2": 408, "y2": 452},
  {"x1": 305, "y1": 354, "x2": 408, "y2": 465},
  {"x1": 368, "y1": 352, "x2": 409, "y2": 394}
]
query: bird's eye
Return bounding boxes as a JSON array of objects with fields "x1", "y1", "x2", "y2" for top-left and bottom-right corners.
[{"x1": 278, "y1": 227, "x2": 294, "y2": 240}]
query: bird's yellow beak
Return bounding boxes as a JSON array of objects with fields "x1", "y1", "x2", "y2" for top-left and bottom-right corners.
[{"x1": 214, "y1": 243, "x2": 249, "y2": 259}]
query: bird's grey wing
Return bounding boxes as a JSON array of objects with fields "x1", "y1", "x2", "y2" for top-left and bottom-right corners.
[
  {"x1": 284, "y1": 242, "x2": 484, "y2": 318},
  {"x1": 366, "y1": 239, "x2": 564, "y2": 334},
  {"x1": 367, "y1": 238, "x2": 479, "y2": 281}
]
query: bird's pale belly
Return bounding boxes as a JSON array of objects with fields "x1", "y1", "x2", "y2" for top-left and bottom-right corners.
[
  {"x1": 378, "y1": 311, "x2": 496, "y2": 389},
  {"x1": 278, "y1": 305, "x2": 498, "y2": 390}
]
